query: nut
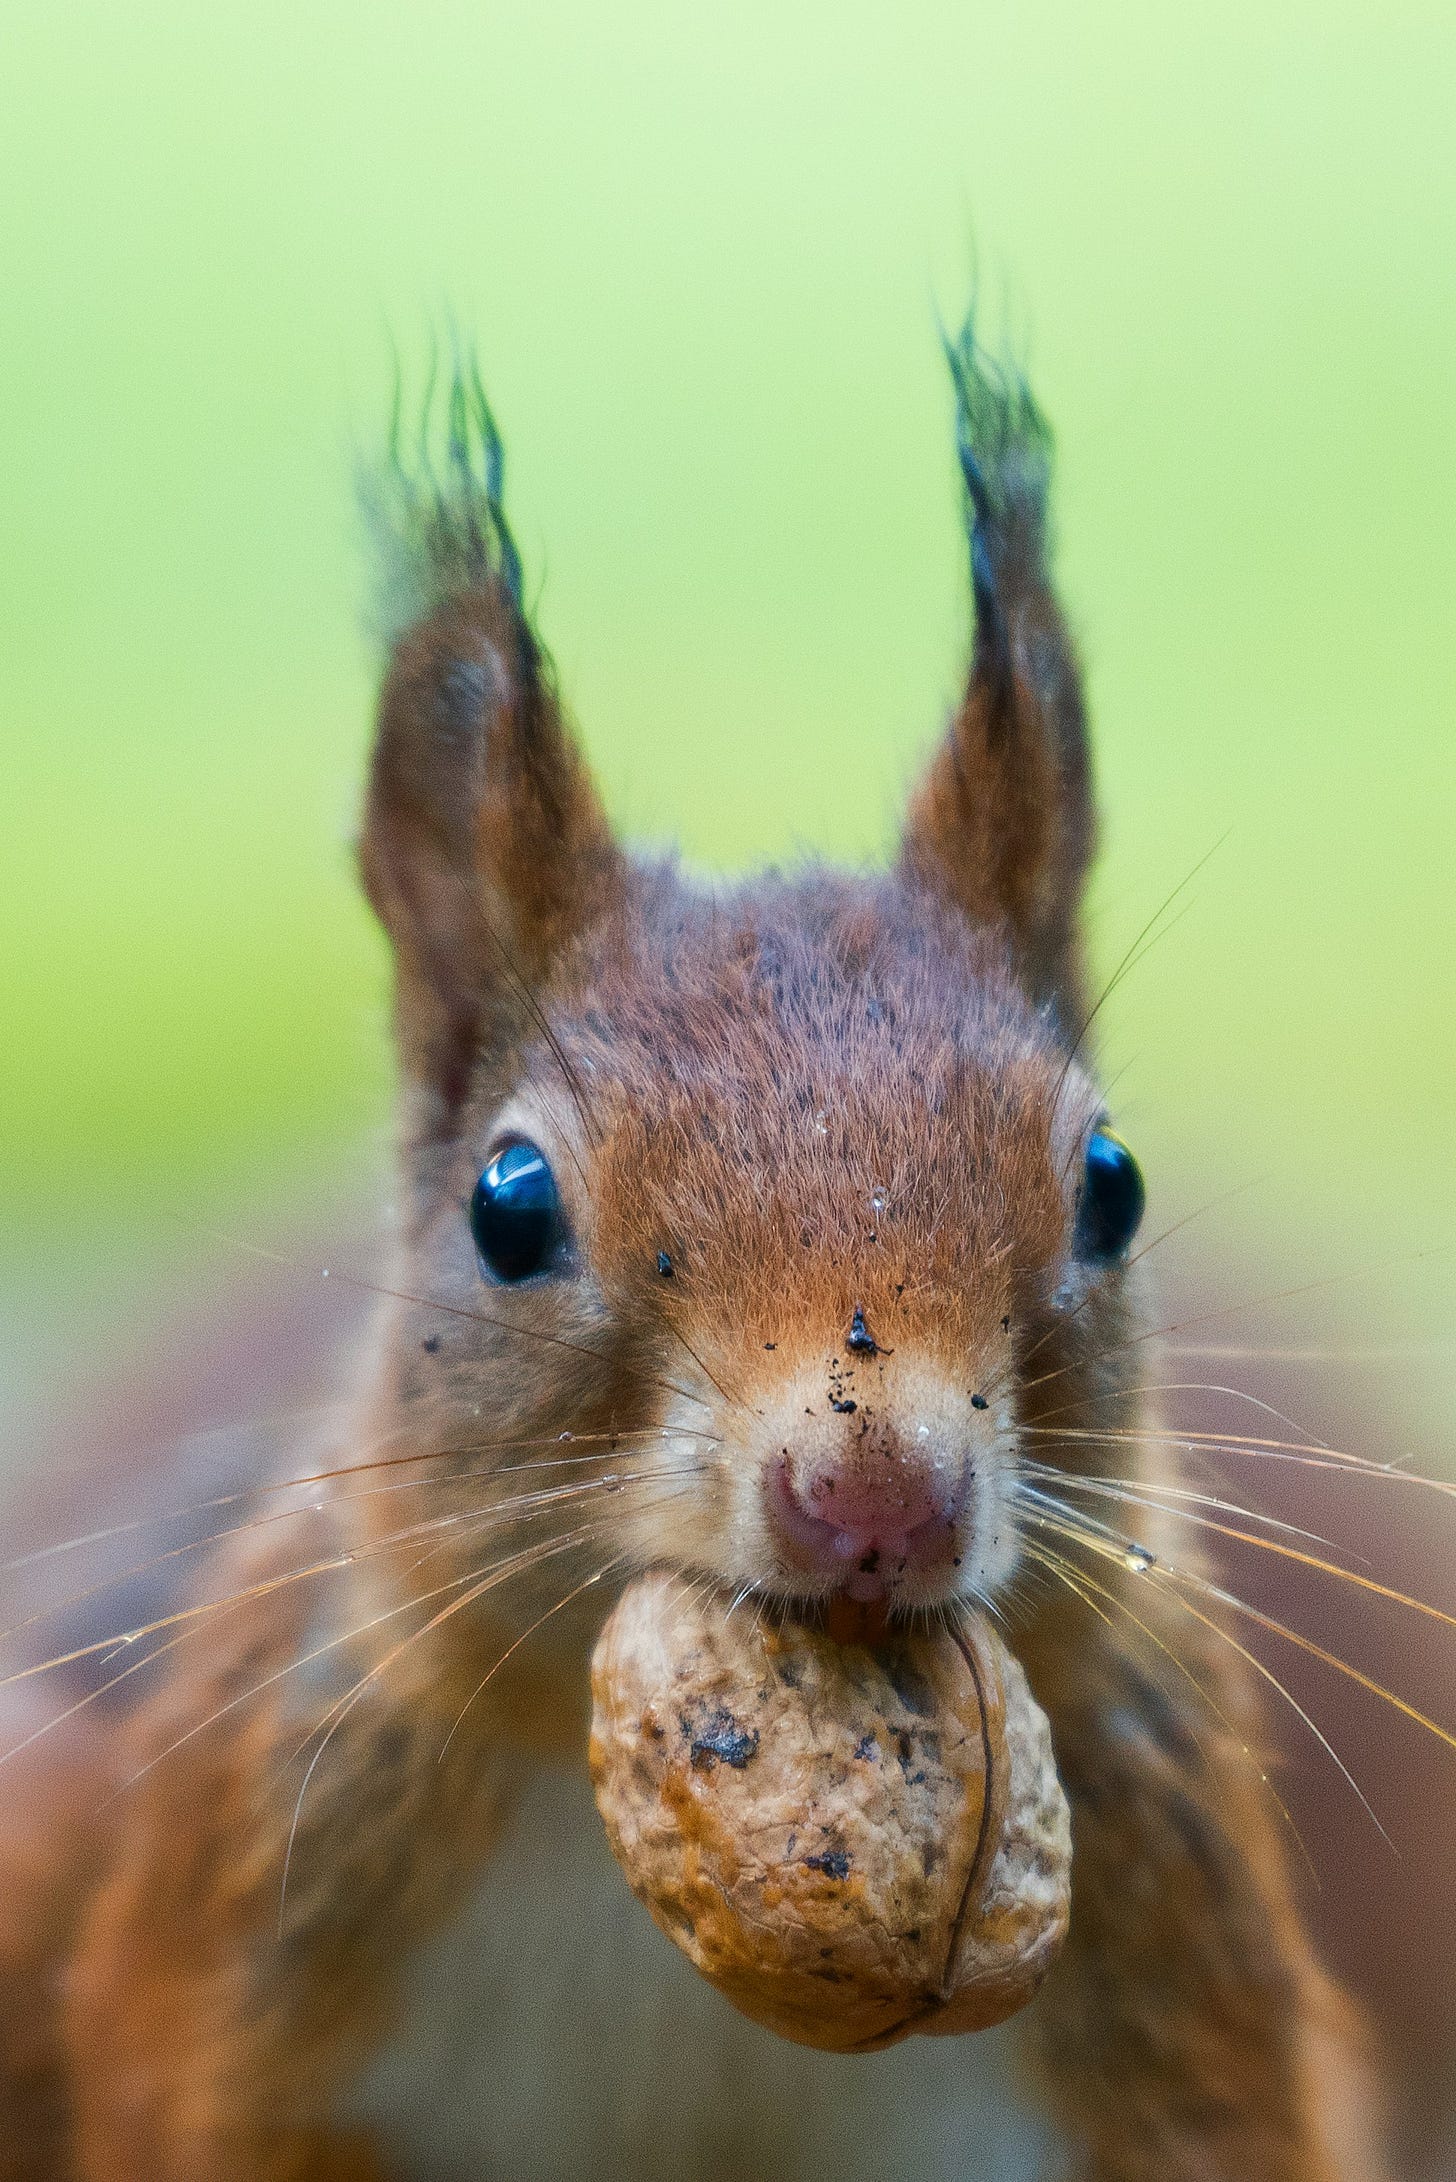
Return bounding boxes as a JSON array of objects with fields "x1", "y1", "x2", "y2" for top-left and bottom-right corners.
[{"x1": 589, "y1": 1570, "x2": 1071, "y2": 2053}]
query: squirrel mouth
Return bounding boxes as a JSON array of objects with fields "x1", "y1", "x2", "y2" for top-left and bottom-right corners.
[
  {"x1": 822, "y1": 1590, "x2": 897, "y2": 1647},
  {"x1": 767, "y1": 1460, "x2": 963, "y2": 1609}
]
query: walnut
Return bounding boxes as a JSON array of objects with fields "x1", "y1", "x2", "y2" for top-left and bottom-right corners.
[{"x1": 589, "y1": 1570, "x2": 1071, "y2": 2053}]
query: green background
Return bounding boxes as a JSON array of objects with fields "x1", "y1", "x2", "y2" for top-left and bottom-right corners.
[{"x1": 2, "y1": 1, "x2": 1452, "y2": 1402}]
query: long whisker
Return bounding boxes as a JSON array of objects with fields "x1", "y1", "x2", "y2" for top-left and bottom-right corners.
[
  {"x1": 138, "y1": 1480, "x2": 665, "y2": 1816},
  {"x1": 21, "y1": 1471, "x2": 609, "y2": 1771},
  {"x1": 1015, "y1": 1534, "x2": 1313, "y2": 1875},
  {"x1": 1, "y1": 1400, "x2": 367, "y2": 1565},
  {"x1": 1019, "y1": 1419, "x2": 1456, "y2": 1496},
  {"x1": 1020, "y1": 1490, "x2": 1456, "y2": 1773},
  {"x1": 273, "y1": 1526, "x2": 595, "y2": 1923},
  {"x1": 1024, "y1": 1468, "x2": 1456, "y2": 1629},
  {"x1": 2, "y1": 1414, "x2": 416, "y2": 1571},
  {"x1": 494, "y1": 1434, "x2": 723, "y2": 1477},
  {"x1": 1031, "y1": 1379, "x2": 1323, "y2": 1445},
  {"x1": 644, "y1": 1305, "x2": 751, "y2": 1418},
  {"x1": 1, "y1": 1465, "x2": 704, "y2": 1693},
  {"x1": 1019, "y1": 1457, "x2": 1350, "y2": 1550},
  {"x1": 1050, "y1": 838, "x2": 1227, "y2": 1136},
  {"x1": 0, "y1": 1421, "x2": 504, "y2": 1647},
  {"x1": 1015, "y1": 1500, "x2": 1393, "y2": 1838},
  {"x1": 271, "y1": 1465, "x2": 692, "y2": 1884},
  {"x1": 314, "y1": 1263, "x2": 716, "y2": 1414},
  {"x1": 0, "y1": 1612, "x2": 243, "y2": 1771},
  {"x1": 189, "y1": 1227, "x2": 713, "y2": 1414},
  {"x1": 5, "y1": 1424, "x2": 723, "y2": 1578},
  {"x1": 1015, "y1": 1481, "x2": 1160, "y2": 1569},
  {"x1": 438, "y1": 1551, "x2": 633, "y2": 1760},
  {"x1": 1013, "y1": 1247, "x2": 1453, "y2": 1409},
  {"x1": 2, "y1": 1428, "x2": 724, "y2": 1657},
  {"x1": 1001, "y1": 1174, "x2": 1261, "y2": 1396},
  {"x1": 1173, "y1": 1566, "x2": 1456, "y2": 1758},
  {"x1": 1154, "y1": 1582, "x2": 1392, "y2": 1851},
  {"x1": 1168, "y1": 1340, "x2": 1456, "y2": 1365}
]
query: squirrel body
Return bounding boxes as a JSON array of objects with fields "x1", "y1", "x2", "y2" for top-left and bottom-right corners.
[
  {"x1": 0, "y1": 328, "x2": 1391, "y2": 2181},
  {"x1": 346, "y1": 1757, "x2": 1055, "y2": 2180}
]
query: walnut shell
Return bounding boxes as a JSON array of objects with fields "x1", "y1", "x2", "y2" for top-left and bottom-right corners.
[{"x1": 589, "y1": 1571, "x2": 1071, "y2": 2053}]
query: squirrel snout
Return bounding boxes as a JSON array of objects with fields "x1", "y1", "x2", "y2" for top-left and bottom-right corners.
[
  {"x1": 747, "y1": 1354, "x2": 1001, "y2": 1605},
  {"x1": 767, "y1": 1443, "x2": 964, "y2": 1603}
]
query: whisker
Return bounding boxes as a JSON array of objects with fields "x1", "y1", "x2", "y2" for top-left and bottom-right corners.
[
  {"x1": 955, "y1": 1585, "x2": 1014, "y2": 1639},
  {"x1": 1019, "y1": 1537, "x2": 1315, "y2": 1877},
  {"x1": 1001, "y1": 1174, "x2": 1261, "y2": 1397},
  {"x1": 1168, "y1": 1339, "x2": 1456, "y2": 1365},
  {"x1": 274, "y1": 1525, "x2": 595, "y2": 1922},
  {"x1": 1050, "y1": 838, "x2": 1226, "y2": 1144},
  {"x1": 494, "y1": 1432, "x2": 722, "y2": 1477},
  {"x1": 1158, "y1": 1582, "x2": 1394, "y2": 1847},
  {"x1": 1, "y1": 1505, "x2": 342, "y2": 1655},
  {"x1": 1026, "y1": 1467, "x2": 1456, "y2": 1631},
  {"x1": 187, "y1": 1227, "x2": 714, "y2": 1415},
  {"x1": 0, "y1": 1615, "x2": 238, "y2": 1771},
  {"x1": 645, "y1": 1309, "x2": 751, "y2": 1418},
  {"x1": 1013, "y1": 1247, "x2": 1453, "y2": 1409},
  {"x1": 2, "y1": 1465, "x2": 705, "y2": 1695},
  {"x1": 1171, "y1": 1565, "x2": 1456, "y2": 1760},
  {"x1": 7, "y1": 1448, "x2": 709, "y2": 1786},
  {"x1": 1014, "y1": 1481, "x2": 1160, "y2": 1570},
  {"x1": 0, "y1": 1429, "x2": 438, "y2": 1649},
  {"x1": 2, "y1": 1429, "x2": 720, "y2": 1646},
  {"x1": 1019, "y1": 1420, "x2": 1456, "y2": 1496},
  {"x1": 1016, "y1": 1502, "x2": 1393, "y2": 1840},
  {"x1": 0, "y1": 1402, "x2": 364, "y2": 1569},
  {"x1": 2, "y1": 1414, "x2": 416, "y2": 1571},
  {"x1": 270, "y1": 1473, "x2": 691, "y2": 1838},
  {"x1": 163, "y1": 1487, "x2": 669, "y2": 1813},
  {"x1": 1, "y1": 1558, "x2": 373, "y2": 1696},
  {"x1": 1018, "y1": 1540, "x2": 1234, "y2": 1765},
  {"x1": 1031, "y1": 1379, "x2": 1323, "y2": 1446},
  {"x1": 4, "y1": 1423, "x2": 719, "y2": 1580},
  {"x1": 457, "y1": 863, "x2": 602, "y2": 1159},
  {"x1": 437, "y1": 1548, "x2": 638, "y2": 1761},
  {"x1": 1019, "y1": 1454, "x2": 1348, "y2": 1550}
]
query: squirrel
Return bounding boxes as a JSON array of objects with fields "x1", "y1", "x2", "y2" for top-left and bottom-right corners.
[{"x1": 0, "y1": 320, "x2": 1393, "y2": 2182}]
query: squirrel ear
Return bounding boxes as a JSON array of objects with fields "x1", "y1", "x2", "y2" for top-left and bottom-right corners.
[
  {"x1": 898, "y1": 326, "x2": 1094, "y2": 1028},
  {"x1": 358, "y1": 369, "x2": 622, "y2": 1127}
]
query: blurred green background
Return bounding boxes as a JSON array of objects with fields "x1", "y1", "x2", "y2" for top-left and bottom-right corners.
[{"x1": 2, "y1": 0, "x2": 1452, "y2": 1397}]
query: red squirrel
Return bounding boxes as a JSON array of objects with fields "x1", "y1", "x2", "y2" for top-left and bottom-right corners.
[{"x1": 0, "y1": 321, "x2": 1393, "y2": 2181}]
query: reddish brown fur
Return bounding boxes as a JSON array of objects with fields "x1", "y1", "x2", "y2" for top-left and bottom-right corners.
[{"x1": 0, "y1": 344, "x2": 1389, "y2": 2180}]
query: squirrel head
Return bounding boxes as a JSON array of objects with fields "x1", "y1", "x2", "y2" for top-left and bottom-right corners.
[{"x1": 356, "y1": 335, "x2": 1148, "y2": 1623}]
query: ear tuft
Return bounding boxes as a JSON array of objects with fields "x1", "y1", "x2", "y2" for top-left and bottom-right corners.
[
  {"x1": 358, "y1": 340, "x2": 528, "y2": 654},
  {"x1": 357, "y1": 350, "x2": 622, "y2": 1133},
  {"x1": 945, "y1": 324, "x2": 1053, "y2": 711},
  {"x1": 900, "y1": 313, "x2": 1094, "y2": 1028}
]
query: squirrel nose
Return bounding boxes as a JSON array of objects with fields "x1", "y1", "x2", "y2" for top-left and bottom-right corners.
[{"x1": 768, "y1": 1449, "x2": 961, "y2": 1601}]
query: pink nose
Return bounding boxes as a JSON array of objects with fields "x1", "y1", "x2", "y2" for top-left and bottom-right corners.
[{"x1": 769, "y1": 1457, "x2": 960, "y2": 1601}]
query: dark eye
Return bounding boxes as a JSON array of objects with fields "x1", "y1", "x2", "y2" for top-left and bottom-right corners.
[
  {"x1": 1075, "y1": 1127, "x2": 1145, "y2": 1262},
  {"x1": 470, "y1": 1140, "x2": 567, "y2": 1283}
]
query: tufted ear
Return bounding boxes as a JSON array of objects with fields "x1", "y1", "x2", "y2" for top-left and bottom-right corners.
[
  {"x1": 899, "y1": 324, "x2": 1095, "y2": 1029},
  {"x1": 358, "y1": 366, "x2": 623, "y2": 1133}
]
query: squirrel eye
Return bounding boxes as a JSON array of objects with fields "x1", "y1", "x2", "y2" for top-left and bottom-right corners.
[
  {"x1": 470, "y1": 1140, "x2": 567, "y2": 1283},
  {"x1": 1075, "y1": 1127, "x2": 1145, "y2": 1263}
]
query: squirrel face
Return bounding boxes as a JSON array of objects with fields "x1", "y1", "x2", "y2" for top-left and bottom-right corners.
[
  {"x1": 358, "y1": 341, "x2": 1147, "y2": 1628},
  {"x1": 396, "y1": 877, "x2": 1125, "y2": 1617}
]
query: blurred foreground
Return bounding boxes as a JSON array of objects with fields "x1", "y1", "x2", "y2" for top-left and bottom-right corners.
[{"x1": 2, "y1": 1190, "x2": 1453, "y2": 2177}]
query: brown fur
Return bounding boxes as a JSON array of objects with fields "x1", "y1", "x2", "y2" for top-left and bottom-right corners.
[{"x1": 0, "y1": 337, "x2": 1387, "y2": 2180}]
